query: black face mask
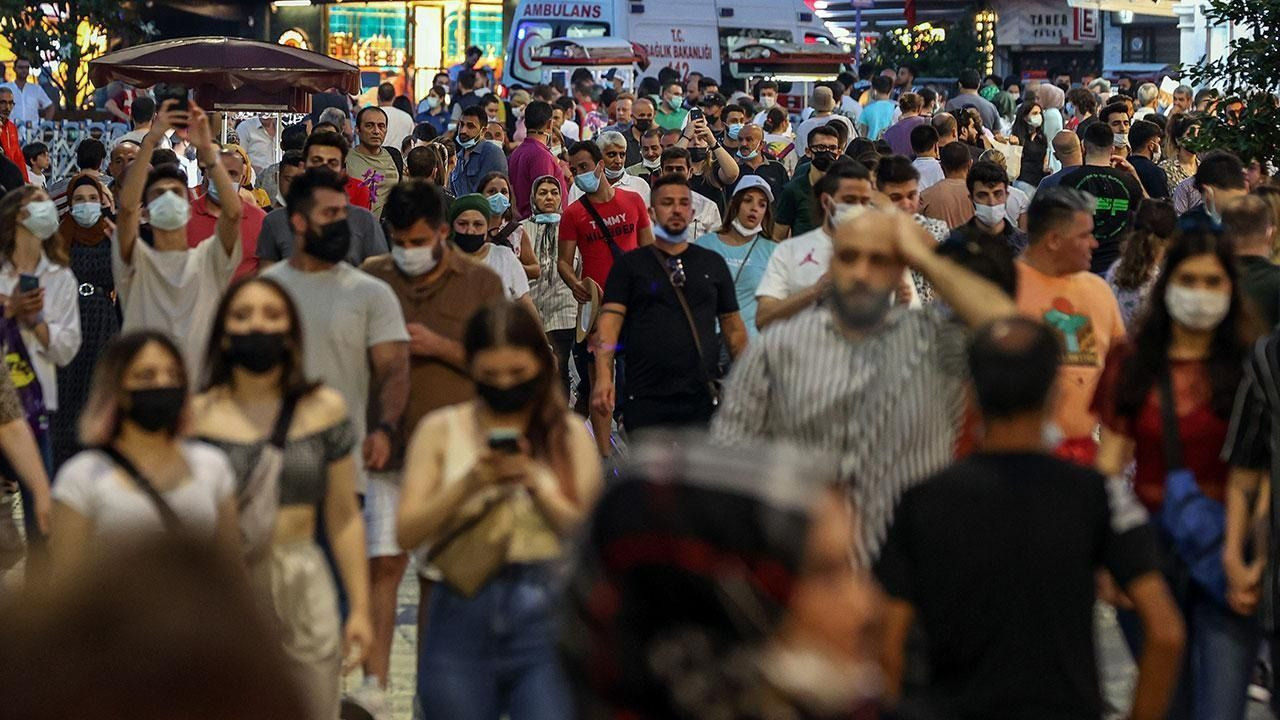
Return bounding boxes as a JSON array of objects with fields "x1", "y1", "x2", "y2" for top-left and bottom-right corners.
[
  {"x1": 811, "y1": 151, "x2": 837, "y2": 172},
  {"x1": 126, "y1": 387, "x2": 186, "y2": 435},
  {"x1": 453, "y1": 231, "x2": 486, "y2": 253},
  {"x1": 305, "y1": 218, "x2": 351, "y2": 264},
  {"x1": 689, "y1": 148, "x2": 709, "y2": 163},
  {"x1": 226, "y1": 331, "x2": 288, "y2": 374},
  {"x1": 633, "y1": 118, "x2": 653, "y2": 132},
  {"x1": 475, "y1": 376, "x2": 542, "y2": 414}
]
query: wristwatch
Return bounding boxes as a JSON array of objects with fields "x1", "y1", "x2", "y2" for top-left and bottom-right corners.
[{"x1": 375, "y1": 420, "x2": 397, "y2": 437}]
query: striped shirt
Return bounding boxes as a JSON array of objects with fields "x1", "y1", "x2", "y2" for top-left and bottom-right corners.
[
  {"x1": 711, "y1": 304, "x2": 969, "y2": 560},
  {"x1": 525, "y1": 218, "x2": 578, "y2": 332},
  {"x1": 1221, "y1": 333, "x2": 1280, "y2": 630}
]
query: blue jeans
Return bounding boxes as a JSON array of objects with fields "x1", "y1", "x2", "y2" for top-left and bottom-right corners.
[
  {"x1": 1119, "y1": 563, "x2": 1259, "y2": 720},
  {"x1": 416, "y1": 564, "x2": 571, "y2": 720}
]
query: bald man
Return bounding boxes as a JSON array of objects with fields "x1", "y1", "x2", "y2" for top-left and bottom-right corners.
[{"x1": 1036, "y1": 130, "x2": 1082, "y2": 191}]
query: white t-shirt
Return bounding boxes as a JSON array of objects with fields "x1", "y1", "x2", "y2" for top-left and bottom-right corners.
[
  {"x1": 568, "y1": 172, "x2": 651, "y2": 205},
  {"x1": 380, "y1": 105, "x2": 417, "y2": 155},
  {"x1": 913, "y1": 157, "x2": 945, "y2": 191},
  {"x1": 1006, "y1": 185, "x2": 1030, "y2": 226},
  {"x1": 113, "y1": 231, "x2": 242, "y2": 382},
  {"x1": 756, "y1": 227, "x2": 831, "y2": 301},
  {"x1": 481, "y1": 244, "x2": 531, "y2": 301},
  {"x1": 0, "y1": 255, "x2": 81, "y2": 411},
  {"x1": 53, "y1": 442, "x2": 235, "y2": 543},
  {"x1": 262, "y1": 261, "x2": 409, "y2": 492}
]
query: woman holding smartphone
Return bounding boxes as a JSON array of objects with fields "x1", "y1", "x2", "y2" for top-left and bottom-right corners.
[{"x1": 398, "y1": 301, "x2": 601, "y2": 719}]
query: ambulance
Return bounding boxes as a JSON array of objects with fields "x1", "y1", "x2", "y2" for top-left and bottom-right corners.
[{"x1": 503, "y1": 0, "x2": 842, "y2": 88}]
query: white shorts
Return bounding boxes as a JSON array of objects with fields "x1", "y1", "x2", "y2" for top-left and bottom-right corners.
[{"x1": 363, "y1": 472, "x2": 404, "y2": 559}]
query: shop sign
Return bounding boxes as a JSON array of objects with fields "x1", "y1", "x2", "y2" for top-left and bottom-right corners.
[
  {"x1": 1073, "y1": 8, "x2": 1098, "y2": 42},
  {"x1": 995, "y1": 0, "x2": 1098, "y2": 46}
]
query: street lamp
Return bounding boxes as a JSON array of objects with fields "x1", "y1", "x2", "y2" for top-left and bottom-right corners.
[{"x1": 974, "y1": 7, "x2": 997, "y2": 78}]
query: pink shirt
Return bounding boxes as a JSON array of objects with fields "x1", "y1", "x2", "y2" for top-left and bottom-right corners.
[
  {"x1": 185, "y1": 192, "x2": 265, "y2": 281},
  {"x1": 508, "y1": 137, "x2": 566, "y2": 220}
]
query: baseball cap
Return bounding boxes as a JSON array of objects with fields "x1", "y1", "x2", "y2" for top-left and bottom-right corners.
[{"x1": 732, "y1": 174, "x2": 775, "y2": 203}]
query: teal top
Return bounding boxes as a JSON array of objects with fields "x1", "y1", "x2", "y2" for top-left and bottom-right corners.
[{"x1": 694, "y1": 231, "x2": 778, "y2": 338}]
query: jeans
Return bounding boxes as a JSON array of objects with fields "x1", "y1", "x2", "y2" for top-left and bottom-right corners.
[
  {"x1": 1118, "y1": 555, "x2": 1259, "y2": 720},
  {"x1": 416, "y1": 564, "x2": 571, "y2": 720}
]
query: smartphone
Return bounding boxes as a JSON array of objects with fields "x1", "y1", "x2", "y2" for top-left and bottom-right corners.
[
  {"x1": 689, "y1": 107, "x2": 704, "y2": 122},
  {"x1": 18, "y1": 274, "x2": 39, "y2": 293},
  {"x1": 487, "y1": 428, "x2": 522, "y2": 454},
  {"x1": 154, "y1": 83, "x2": 189, "y2": 126}
]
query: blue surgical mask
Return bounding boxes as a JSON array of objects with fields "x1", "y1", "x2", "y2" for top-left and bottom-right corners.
[
  {"x1": 574, "y1": 169, "x2": 601, "y2": 194},
  {"x1": 727, "y1": 123, "x2": 744, "y2": 140},
  {"x1": 533, "y1": 212, "x2": 561, "y2": 224},
  {"x1": 206, "y1": 181, "x2": 220, "y2": 205},
  {"x1": 736, "y1": 148, "x2": 759, "y2": 161},
  {"x1": 653, "y1": 224, "x2": 689, "y2": 244},
  {"x1": 457, "y1": 135, "x2": 478, "y2": 150},
  {"x1": 71, "y1": 201, "x2": 102, "y2": 228},
  {"x1": 487, "y1": 192, "x2": 511, "y2": 215}
]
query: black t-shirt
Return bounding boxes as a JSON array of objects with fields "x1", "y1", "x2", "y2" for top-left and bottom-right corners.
[
  {"x1": 0, "y1": 154, "x2": 23, "y2": 195},
  {"x1": 875, "y1": 452, "x2": 1159, "y2": 720},
  {"x1": 690, "y1": 174, "x2": 727, "y2": 218},
  {"x1": 602, "y1": 244, "x2": 738, "y2": 399},
  {"x1": 1130, "y1": 156, "x2": 1171, "y2": 200},
  {"x1": 734, "y1": 160, "x2": 790, "y2": 209},
  {"x1": 1058, "y1": 164, "x2": 1145, "y2": 274}
]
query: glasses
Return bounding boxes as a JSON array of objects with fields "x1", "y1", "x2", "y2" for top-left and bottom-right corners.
[
  {"x1": 667, "y1": 257, "x2": 686, "y2": 288},
  {"x1": 810, "y1": 144, "x2": 838, "y2": 154}
]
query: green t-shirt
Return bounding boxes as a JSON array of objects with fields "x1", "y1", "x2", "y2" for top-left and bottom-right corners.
[
  {"x1": 655, "y1": 106, "x2": 689, "y2": 132},
  {"x1": 345, "y1": 146, "x2": 401, "y2": 219},
  {"x1": 775, "y1": 171, "x2": 816, "y2": 237}
]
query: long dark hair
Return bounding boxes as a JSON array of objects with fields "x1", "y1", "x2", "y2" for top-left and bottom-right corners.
[
  {"x1": 202, "y1": 277, "x2": 317, "y2": 398},
  {"x1": 464, "y1": 301, "x2": 574, "y2": 496},
  {"x1": 1116, "y1": 227, "x2": 1262, "y2": 420},
  {"x1": 1112, "y1": 199, "x2": 1177, "y2": 291},
  {"x1": 1010, "y1": 100, "x2": 1043, "y2": 146}
]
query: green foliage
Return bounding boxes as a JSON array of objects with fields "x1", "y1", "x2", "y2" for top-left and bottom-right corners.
[
  {"x1": 867, "y1": 12, "x2": 985, "y2": 79},
  {"x1": 0, "y1": 1, "x2": 155, "y2": 111},
  {"x1": 1183, "y1": 0, "x2": 1280, "y2": 167}
]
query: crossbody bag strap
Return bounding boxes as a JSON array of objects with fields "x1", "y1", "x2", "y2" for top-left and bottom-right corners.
[
  {"x1": 100, "y1": 445, "x2": 182, "y2": 533},
  {"x1": 650, "y1": 247, "x2": 709, "y2": 378},
  {"x1": 581, "y1": 196, "x2": 626, "y2": 260},
  {"x1": 1157, "y1": 369, "x2": 1185, "y2": 471},
  {"x1": 731, "y1": 235, "x2": 762, "y2": 287},
  {"x1": 268, "y1": 392, "x2": 304, "y2": 449}
]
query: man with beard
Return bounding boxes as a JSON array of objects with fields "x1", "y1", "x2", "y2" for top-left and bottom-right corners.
[
  {"x1": 355, "y1": 178, "x2": 503, "y2": 714},
  {"x1": 592, "y1": 174, "x2": 747, "y2": 433},
  {"x1": 712, "y1": 207, "x2": 1017, "y2": 560}
]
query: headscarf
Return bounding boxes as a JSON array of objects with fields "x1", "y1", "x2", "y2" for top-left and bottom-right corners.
[
  {"x1": 449, "y1": 193, "x2": 493, "y2": 224},
  {"x1": 979, "y1": 85, "x2": 1000, "y2": 102},
  {"x1": 993, "y1": 91, "x2": 1017, "y2": 123},
  {"x1": 57, "y1": 172, "x2": 111, "y2": 248},
  {"x1": 563, "y1": 435, "x2": 876, "y2": 719},
  {"x1": 1037, "y1": 82, "x2": 1066, "y2": 111}
]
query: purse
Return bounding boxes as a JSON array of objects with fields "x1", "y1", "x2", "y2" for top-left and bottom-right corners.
[
  {"x1": 1156, "y1": 371, "x2": 1228, "y2": 606},
  {"x1": 426, "y1": 487, "x2": 517, "y2": 597},
  {"x1": 238, "y1": 392, "x2": 302, "y2": 562}
]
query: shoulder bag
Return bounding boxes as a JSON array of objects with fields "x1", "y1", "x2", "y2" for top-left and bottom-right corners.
[
  {"x1": 1157, "y1": 371, "x2": 1228, "y2": 606},
  {"x1": 100, "y1": 445, "x2": 183, "y2": 533},
  {"x1": 650, "y1": 247, "x2": 722, "y2": 407},
  {"x1": 580, "y1": 195, "x2": 627, "y2": 261},
  {"x1": 238, "y1": 392, "x2": 303, "y2": 562}
]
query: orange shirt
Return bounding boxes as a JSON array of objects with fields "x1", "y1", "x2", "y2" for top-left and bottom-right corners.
[
  {"x1": 1015, "y1": 260, "x2": 1126, "y2": 439},
  {"x1": 1, "y1": 122, "x2": 28, "y2": 183}
]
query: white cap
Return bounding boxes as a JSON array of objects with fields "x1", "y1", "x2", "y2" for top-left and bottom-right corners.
[{"x1": 732, "y1": 174, "x2": 774, "y2": 203}]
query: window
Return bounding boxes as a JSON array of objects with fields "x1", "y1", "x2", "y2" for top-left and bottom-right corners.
[{"x1": 1121, "y1": 24, "x2": 1179, "y2": 64}]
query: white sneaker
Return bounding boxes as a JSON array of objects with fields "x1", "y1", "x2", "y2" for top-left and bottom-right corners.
[{"x1": 345, "y1": 678, "x2": 390, "y2": 720}]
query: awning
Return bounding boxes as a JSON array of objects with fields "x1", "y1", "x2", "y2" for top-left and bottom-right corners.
[{"x1": 1065, "y1": 0, "x2": 1177, "y2": 17}]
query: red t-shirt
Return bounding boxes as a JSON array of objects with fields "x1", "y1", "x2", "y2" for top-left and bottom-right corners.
[
  {"x1": 558, "y1": 190, "x2": 651, "y2": 289},
  {"x1": 346, "y1": 176, "x2": 372, "y2": 210},
  {"x1": 185, "y1": 192, "x2": 265, "y2": 281},
  {"x1": 1092, "y1": 342, "x2": 1230, "y2": 511}
]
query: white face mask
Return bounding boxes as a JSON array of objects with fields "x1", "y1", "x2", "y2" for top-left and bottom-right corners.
[
  {"x1": 147, "y1": 190, "x2": 191, "y2": 231},
  {"x1": 973, "y1": 202, "x2": 1006, "y2": 227},
  {"x1": 71, "y1": 201, "x2": 102, "y2": 229},
  {"x1": 1165, "y1": 284, "x2": 1230, "y2": 331},
  {"x1": 486, "y1": 139, "x2": 504, "y2": 150},
  {"x1": 20, "y1": 199, "x2": 59, "y2": 240},
  {"x1": 1113, "y1": 132, "x2": 1129, "y2": 148},
  {"x1": 731, "y1": 219, "x2": 761, "y2": 238},
  {"x1": 761, "y1": 95, "x2": 777, "y2": 109},
  {"x1": 1026, "y1": 114, "x2": 1043, "y2": 128},
  {"x1": 826, "y1": 200, "x2": 868, "y2": 230},
  {"x1": 642, "y1": 157, "x2": 661, "y2": 170},
  {"x1": 391, "y1": 245, "x2": 439, "y2": 276}
]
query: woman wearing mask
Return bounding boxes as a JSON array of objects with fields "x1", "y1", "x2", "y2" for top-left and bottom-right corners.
[
  {"x1": 695, "y1": 177, "x2": 777, "y2": 339},
  {"x1": 1010, "y1": 101, "x2": 1048, "y2": 194},
  {"x1": 1105, "y1": 199, "x2": 1178, "y2": 332},
  {"x1": 1161, "y1": 114, "x2": 1201, "y2": 193},
  {"x1": 1037, "y1": 82, "x2": 1067, "y2": 173},
  {"x1": 1093, "y1": 227, "x2": 1262, "y2": 720},
  {"x1": 50, "y1": 332, "x2": 238, "y2": 575},
  {"x1": 399, "y1": 301, "x2": 601, "y2": 720},
  {"x1": 0, "y1": 187, "x2": 82, "y2": 468},
  {"x1": 522, "y1": 176, "x2": 577, "y2": 399},
  {"x1": 450, "y1": 195, "x2": 540, "y2": 321},
  {"x1": 1064, "y1": 88, "x2": 1097, "y2": 132},
  {"x1": 190, "y1": 277, "x2": 372, "y2": 720},
  {"x1": 53, "y1": 173, "x2": 120, "y2": 468},
  {"x1": 477, "y1": 171, "x2": 539, "y2": 279},
  {"x1": 762, "y1": 107, "x2": 798, "y2": 177},
  {"x1": 417, "y1": 85, "x2": 451, "y2": 137}
]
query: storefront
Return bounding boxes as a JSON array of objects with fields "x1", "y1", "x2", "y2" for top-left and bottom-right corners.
[
  {"x1": 268, "y1": 0, "x2": 505, "y2": 103},
  {"x1": 992, "y1": 0, "x2": 1102, "y2": 82}
]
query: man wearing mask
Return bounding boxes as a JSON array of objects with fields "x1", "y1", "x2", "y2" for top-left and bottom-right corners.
[
  {"x1": 756, "y1": 159, "x2": 874, "y2": 330},
  {"x1": 699, "y1": 93, "x2": 727, "y2": 137},
  {"x1": 655, "y1": 81, "x2": 689, "y2": 132},
  {"x1": 715, "y1": 208, "x2": 1018, "y2": 561},
  {"x1": 718, "y1": 103, "x2": 747, "y2": 155},
  {"x1": 751, "y1": 81, "x2": 781, "y2": 126},
  {"x1": 617, "y1": 97, "x2": 656, "y2": 167},
  {"x1": 591, "y1": 174, "x2": 747, "y2": 433},
  {"x1": 114, "y1": 99, "x2": 242, "y2": 378},
  {"x1": 1057, "y1": 123, "x2": 1145, "y2": 274},
  {"x1": 733, "y1": 123, "x2": 788, "y2": 203},
  {"x1": 1100, "y1": 102, "x2": 1132, "y2": 153},
  {"x1": 1183, "y1": 150, "x2": 1247, "y2": 226},
  {"x1": 509, "y1": 100, "x2": 565, "y2": 220},
  {"x1": 944, "y1": 161, "x2": 1028, "y2": 254},
  {"x1": 449, "y1": 106, "x2": 507, "y2": 197},
  {"x1": 1015, "y1": 187, "x2": 1125, "y2": 464},
  {"x1": 346, "y1": 107, "x2": 403, "y2": 220},
  {"x1": 263, "y1": 165, "x2": 409, "y2": 517},
  {"x1": 357, "y1": 178, "x2": 503, "y2": 711},
  {"x1": 773, "y1": 125, "x2": 844, "y2": 240},
  {"x1": 258, "y1": 133, "x2": 388, "y2": 269},
  {"x1": 1126, "y1": 120, "x2": 1170, "y2": 200},
  {"x1": 568, "y1": 131, "x2": 650, "y2": 205},
  {"x1": 185, "y1": 146, "x2": 266, "y2": 280},
  {"x1": 626, "y1": 128, "x2": 664, "y2": 184},
  {"x1": 673, "y1": 114, "x2": 739, "y2": 218}
]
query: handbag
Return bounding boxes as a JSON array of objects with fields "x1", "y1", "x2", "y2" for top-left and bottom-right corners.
[
  {"x1": 1156, "y1": 371, "x2": 1228, "y2": 605},
  {"x1": 425, "y1": 487, "x2": 517, "y2": 597},
  {"x1": 239, "y1": 392, "x2": 302, "y2": 562},
  {"x1": 99, "y1": 445, "x2": 183, "y2": 533},
  {"x1": 651, "y1": 247, "x2": 722, "y2": 407}
]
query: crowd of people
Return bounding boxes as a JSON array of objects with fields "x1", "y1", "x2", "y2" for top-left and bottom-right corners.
[{"x1": 2, "y1": 48, "x2": 1280, "y2": 720}]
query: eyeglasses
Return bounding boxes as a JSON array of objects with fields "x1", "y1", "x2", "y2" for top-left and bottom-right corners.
[
  {"x1": 667, "y1": 257, "x2": 686, "y2": 288},
  {"x1": 810, "y1": 144, "x2": 839, "y2": 154}
]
